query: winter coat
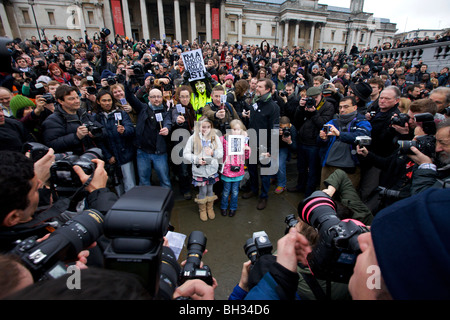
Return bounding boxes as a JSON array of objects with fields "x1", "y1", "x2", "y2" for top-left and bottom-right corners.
[
  {"x1": 42, "y1": 105, "x2": 104, "y2": 155},
  {"x1": 183, "y1": 131, "x2": 223, "y2": 178},
  {"x1": 94, "y1": 109, "x2": 135, "y2": 166},
  {"x1": 124, "y1": 83, "x2": 172, "y2": 155},
  {"x1": 295, "y1": 98, "x2": 335, "y2": 146},
  {"x1": 220, "y1": 135, "x2": 251, "y2": 178},
  {"x1": 319, "y1": 114, "x2": 372, "y2": 167}
]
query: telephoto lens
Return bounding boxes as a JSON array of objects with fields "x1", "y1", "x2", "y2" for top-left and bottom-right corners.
[
  {"x1": 298, "y1": 191, "x2": 369, "y2": 283},
  {"x1": 12, "y1": 209, "x2": 105, "y2": 281},
  {"x1": 179, "y1": 231, "x2": 213, "y2": 286}
]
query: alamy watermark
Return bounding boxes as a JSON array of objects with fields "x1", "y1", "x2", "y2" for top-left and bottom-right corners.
[{"x1": 170, "y1": 127, "x2": 281, "y2": 175}]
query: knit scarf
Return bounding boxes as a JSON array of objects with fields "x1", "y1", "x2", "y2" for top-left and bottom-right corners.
[
  {"x1": 336, "y1": 110, "x2": 357, "y2": 128},
  {"x1": 253, "y1": 92, "x2": 272, "y2": 104}
]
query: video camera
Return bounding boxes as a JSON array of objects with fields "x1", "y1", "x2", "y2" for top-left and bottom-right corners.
[
  {"x1": 298, "y1": 191, "x2": 369, "y2": 283},
  {"x1": 355, "y1": 136, "x2": 372, "y2": 147},
  {"x1": 11, "y1": 209, "x2": 105, "y2": 282}
]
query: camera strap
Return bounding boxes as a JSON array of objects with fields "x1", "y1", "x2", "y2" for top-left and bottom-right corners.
[{"x1": 299, "y1": 272, "x2": 330, "y2": 300}]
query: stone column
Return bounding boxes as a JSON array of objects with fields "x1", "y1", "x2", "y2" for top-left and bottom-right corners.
[
  {"x1": 309, "y1": 22, "x2": 316, "y2": 50},
  {"x1": 237, "y1": 14, "x2": 243, "y2": 44},
  {"x1": 368, "y1": 30, "x2": 374, "y2": 49},
  {"x1": 102, "y1": 0, "x2": 114, "y2": 35},
  {"x1": 220, "y1": 1, "x2": 226, "y2": 42},
  {"x1": 174, "y1": 0, "x2": 182, "y2": 42},
  {"x1": 121, "y1": 0, "x2": 133, "y2": 39},
  {"x1": 140, "y1": 0, "x2": 150, "y2": 40},
  {"x1": 205, "y1": 0, "x2": 212, "y2": 44},
  {"x1": 76, "y1": 3, "x2": 86, "y2": 39},
  {"x1": 294, "y1": 20, "x2": 300, "y2": 47},
  {"x1": 355, "y1": 28, "x2": 361, "y2": 48},
  {"x1": 283, "y1": 20, "x2": 289, "y2": 47},
  {"x1": 319, "y1": 23, "x2": 326, "y2": 49},
  {"x1": 190, "y1": 0, "x2": 197, "y2": 41},
  {"x1": 157, "y1": 0, "x2": 166, "y2": 40},
  {"x1": 93, "y1": 1, "x2": 104, "y2": 29},
  {"x1": 347, "y1": 28, "x2": 356, "y2": 54},
  {"x1": 0, "y1": 1, "x2": 13, "y2": 37}
]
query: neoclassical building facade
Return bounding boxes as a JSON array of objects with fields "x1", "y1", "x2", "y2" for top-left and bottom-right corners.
[{"x1": 0, "y1": 0, "x2": 397, "y2": 52}]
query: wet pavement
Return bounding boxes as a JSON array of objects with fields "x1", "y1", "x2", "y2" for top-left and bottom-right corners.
[{"x1": 169, "y1": 159, "x2": 305, "y2": 300}]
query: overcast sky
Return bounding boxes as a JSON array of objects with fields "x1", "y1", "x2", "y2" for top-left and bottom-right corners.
[{"x1": 319, "y1": 0, "x2": 450, "y2": 33}]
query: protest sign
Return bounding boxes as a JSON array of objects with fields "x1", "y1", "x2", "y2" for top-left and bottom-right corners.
[{"x1": 181, "y1": 49, "x2": 206, "y2": 82}]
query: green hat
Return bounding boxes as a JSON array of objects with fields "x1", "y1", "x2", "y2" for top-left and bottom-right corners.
[
  {"x1": 9, "y1": 94, "x2": 35, "y2": 118},
  {"x1": 306, "y1": 86, "x2": 322, "y2": 97}
]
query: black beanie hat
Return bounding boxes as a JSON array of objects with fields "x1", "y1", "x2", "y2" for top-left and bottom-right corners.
[{"x1": 371, "y1": 188, "x2": 450, "y2": 300}]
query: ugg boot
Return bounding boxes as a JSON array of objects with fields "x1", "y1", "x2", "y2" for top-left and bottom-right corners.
[
  {"x1": 206, "y1": 194, "x2": 218, "y2": 219},
  {"x1": 194, "y1": 196, "x2": 208, "y2": 221}
]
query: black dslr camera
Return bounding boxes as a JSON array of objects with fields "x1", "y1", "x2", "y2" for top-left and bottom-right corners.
[
  {"x1": 130, "y1": 62, "x2": 144, "y2": 75},
  {"x1": 390, "y1": 113, "x2": 410, "y2": 127},
  {"x1": 305, "y1": 97, "x2": 316, "y2": 108},
  {"x1": 42, "y1": 93, "x2": 55, "y2": 104},
  {"x1": 243, "y1": 231, "x2": 273, "y2": 267},
  {"x1": 50, "y1": 148, "x2": 103, "y2": 195},
  {"x1": 103, "y1": 186, "x2": 176, "y2": 299},
  {"x1": 298, "y1": 191, "x2": 369, "y2": 283},
  {"x1": 100, "y1": 28, "x2": 111, "y2": 39},
  {"x1": 398, "y1": 134, "x2": 436, "y2": 159},
  {"x1": 179, "y1": 231, "x2": 213, "y2": 286},
  {"x1": 11, "y1": 209, "x2": 105, "y2": 282},
  {"x1": 282, "y1": 127, "x2": 291, "y2": 138},
  {"x1": 84, "y1": 121, "x2": 103, "y2": 138}
]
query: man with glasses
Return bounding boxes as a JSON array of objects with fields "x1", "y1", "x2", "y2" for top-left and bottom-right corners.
[
  {"x1": 408, "y1": 118, "x2": 450, "y2": 194},
  {"x1": 124, "y1": 80, "x2": 172, "y2": 188},
  {"x1": 360, "y1": 86, "x2": 402, "y2": 214}
]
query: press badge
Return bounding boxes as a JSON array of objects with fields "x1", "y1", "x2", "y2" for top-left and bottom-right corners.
[{"x1": 252, "y1": 103, "x2": 258, "y2": 110}]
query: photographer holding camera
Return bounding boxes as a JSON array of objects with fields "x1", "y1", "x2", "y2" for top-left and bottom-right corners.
[
  {"x1": 42, "y1": 85, "x2": 104, "y2": 155},
  {"x1": 319, "y1": 96, "x2": 372, "y2": 190},
  {"x1": 407, "y1": 118, "x2": 450, "y2": 194},
  {"x1": 288, "y1": 86, "x2": 334, "y2": 196},
  {"x1": 0, "y1": 148, "x2": 117, "y2": 254},
  {"x1": 360, "y1": 86, "x2": 403, "y2": 213},
  {"x1": 278, "y1": 82, "x2": 300, "y2": 125}
]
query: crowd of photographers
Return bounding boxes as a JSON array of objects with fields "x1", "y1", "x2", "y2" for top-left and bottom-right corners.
[{"x1": 0, "y1": 28, "x2": 449, "y2": 300}]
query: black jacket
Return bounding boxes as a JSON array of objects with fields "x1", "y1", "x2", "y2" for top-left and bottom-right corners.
[
  {"x1": 295, "y1": 98, "x2": 335, "y2": 146},
  {"x1": 368, "y1": 105, "x2": 401, "y2": 157},
  {"x1": 124, "y1": 83, "x2": 172, "y2": 154},
  {"x1": 0, "y1": 118, "x2": 33, "y2": 152},
  {"x1": 42, "y1": 105, "x2": 104, "y2": 155},
  {"x1": 248, "y1": 95, "x2": 280, "y2": 153}
]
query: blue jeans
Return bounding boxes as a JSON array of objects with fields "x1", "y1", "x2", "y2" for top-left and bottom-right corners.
[
  {"x1": 275, "y1": 148, "x2": 289, "y2": 188},
  {"x1": 136, "y1": 149, "x2": 172, "y2": 189},
  {"x1": 248, "y1": 163, "x2": 271, "y2": 199},
  {"x1": 296, "y1": 144, "x2": 320, "y2": 197},
  {"x1": 221, "y1": 180, "x2": 240, "y2": 210}
]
